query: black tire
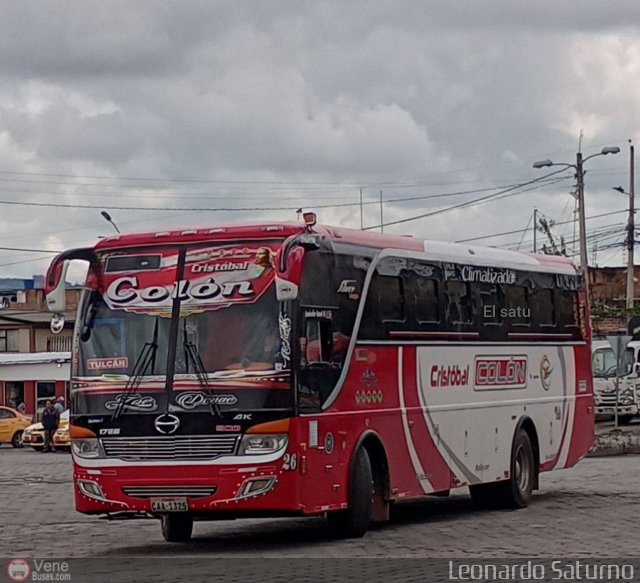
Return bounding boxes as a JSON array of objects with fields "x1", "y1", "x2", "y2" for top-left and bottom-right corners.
[
  {"x1": 327, "y1": 447, "x2": 373, "y2": 538},
  {"x1": 470, "y1": 429, "x2": 535, "y2": 510},
  {"x1": 618, "y1": 415, "x2": 633, "y2": 425},
  {"x1": 161, "y1": 514, "x2": 193, "y2": 543},
  {"x1": 11, "y1": 431, "x2": 23, "y2": 448}
]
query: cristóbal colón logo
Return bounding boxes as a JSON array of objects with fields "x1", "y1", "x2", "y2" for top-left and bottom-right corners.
[{"x1": 540, "y1": 355, "x2": 553, "y2": 390}]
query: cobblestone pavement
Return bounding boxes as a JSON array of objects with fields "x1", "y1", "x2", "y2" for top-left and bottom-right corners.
[{"x1": 2, "y1": 446, "x2": 639, "y2": 564}]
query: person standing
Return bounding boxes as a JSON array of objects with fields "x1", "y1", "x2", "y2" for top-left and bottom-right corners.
[
  {"x1": 41, "y1": 400, "x2": 60, "y2": 453},
  {"x1": 53, "y1": 396, "x2": 65, "y2": 414}
]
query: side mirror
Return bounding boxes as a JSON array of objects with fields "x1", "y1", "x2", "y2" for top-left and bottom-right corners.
[
  {"x1": 45, "y1": 260, "x2": 69, "y2": 313},
  {"x1": 276, "y1": 277, "x2": 298, "y2": 301},
  {"x1": 45, "y1": 247, "x2": 99, "y2": 312}
]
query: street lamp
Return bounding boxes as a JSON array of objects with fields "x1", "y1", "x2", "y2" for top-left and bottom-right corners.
[
  {"x1": 100, "y1": 210, "x2": 121, "y2": 234},
  {"x1": 532, "y1": 146, "x2": 620, "y2": 293}
]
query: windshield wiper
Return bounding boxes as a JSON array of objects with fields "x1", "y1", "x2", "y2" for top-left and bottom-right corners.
[
  {"x1": 182, "y1": 321, "x2": 220, "y2": 417},
  {"x1": 112, "y1": 318, "x2": 159, "y2": 420}
]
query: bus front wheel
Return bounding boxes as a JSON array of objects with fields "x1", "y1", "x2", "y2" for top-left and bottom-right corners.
[
  {"x1": 161, "y1": 513, "x2": 193, "y2": 543},
  {"x1": 327, "y1": 447, "x2": 373, "y2": 538}
]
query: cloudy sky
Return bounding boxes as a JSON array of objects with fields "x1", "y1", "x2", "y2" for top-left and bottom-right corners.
[{"x1": 1, "y1": 0, "x2": 640, "y2": 278}]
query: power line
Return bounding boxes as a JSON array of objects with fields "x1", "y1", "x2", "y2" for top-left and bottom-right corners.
[
  {"x1": 0, "y1": 254, "x2": 58, "y2": 268},
  {"x1": 363, "y1": 169, "x2": 570, "y2": 231},
  {"x1": 456, "y1": 209, "x2": 627, "y2": 243},
  {"x1": 0, "y1": 176, "x2": 571, "y2": 213},
  {"x1": 516, "y1": 213, "x2": 534, "y2": 251},
  {"x1": 0, "y1": 176, "x2": 567, "y2": 205},
  {"x1": 0, "y1": 246, "x2": 62, "y2": 253},
  {"x1": 0, "y1": 169, "x2": 369, "y2": 187}
]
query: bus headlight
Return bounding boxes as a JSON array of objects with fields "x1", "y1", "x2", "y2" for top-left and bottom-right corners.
[
  {"x1": 620, "y1": 388, "x2": 634, "y2": 405},
  {"x1": 238, "y1": 434, "x2": 288, "y2": 455},
  {"x1": 72, "y1": 438, "x2": 104, "y2": 459}
]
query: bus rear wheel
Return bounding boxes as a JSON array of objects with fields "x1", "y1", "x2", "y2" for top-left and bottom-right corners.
[
  {"x1": 327, "y1": 447, "x2": 373, "y2": 538},
  {"x1": 470, "y1": 429, "x2": 535, "y2": 510},
  {"x1": 161, "y1": 513, "x2": 193, "y2": 543}
]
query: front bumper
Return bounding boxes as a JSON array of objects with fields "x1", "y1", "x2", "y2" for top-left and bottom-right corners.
[
  {"x1": 72, "y1": 456, "x2": 303, "y2": 516},
  {"x1": 23, "y1": 431, "x2": 71, "y2": 448},
  {"x1": 595, "y1": 405, "x2": 638, "y2": 416}
]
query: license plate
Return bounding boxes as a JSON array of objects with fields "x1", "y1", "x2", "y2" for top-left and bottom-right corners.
[{"x1": 150, "y1": 497, "x2": 188, "y2": 512}]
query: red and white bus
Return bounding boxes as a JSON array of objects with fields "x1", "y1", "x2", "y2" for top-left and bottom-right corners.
[{"x1": 45, "y1": 216, "x2": 594, "y2": 542}]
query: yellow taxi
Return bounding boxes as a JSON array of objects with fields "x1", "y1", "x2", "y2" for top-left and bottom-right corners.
[
  {"x1": 22, "y1": 409, "x2": 71, "y2": 451},
  {"x1": 0, "y1": 405, "x2": 33, "y2": 448}
]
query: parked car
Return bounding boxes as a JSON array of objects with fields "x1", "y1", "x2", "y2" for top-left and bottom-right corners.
[
  {"x1": 22, "y1": 409, "x2": 71, "y2": 451},
  {"x1": 0, "y1": 406, "x2": 32, "y2": 447}
]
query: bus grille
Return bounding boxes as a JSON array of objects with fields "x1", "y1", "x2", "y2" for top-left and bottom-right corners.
[
  {"x1": 101, "y1": 435, "x2": 239, "y2": 460},
  {"x1": 597, "y1": 393, "x2": 618, "y2": 406},
  {"x1": 122, "y1": 486, "x2": 217, "y2": 499}
]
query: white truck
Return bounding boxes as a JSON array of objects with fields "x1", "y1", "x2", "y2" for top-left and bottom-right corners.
[{"x1": 592, "y1": 339, "x2": 640, "y2": 424}]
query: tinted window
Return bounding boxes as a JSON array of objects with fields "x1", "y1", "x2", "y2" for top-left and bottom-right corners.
[
  {"x1": 556, "y1": 290, "x2": 579, "y2": 328},
  {"x1": 412, "y1": 278, "x2": 439, "y2": 323},
  {"x1": 368, "y1": 275, "x2": 404, "y2": 323},
  {"x1": 443, "y1": 281, "x2": 472, "y2": 324},
  {"x1": 478, "y1": 283, "x2": 501, "y2": 325},
  {"x1": 531, "y1": 288, "x2": 554, "y2": 326},
  {"x1": 504, "y1": 286, "x2": 529, "y2": 326},
  {"x1": 0, "y1": 408, "x2": 15, "y2": 419}
]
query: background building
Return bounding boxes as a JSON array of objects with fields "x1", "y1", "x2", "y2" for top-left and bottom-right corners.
[{"x1": 0, "y1": 280, "x2": 79, "y2": 418}]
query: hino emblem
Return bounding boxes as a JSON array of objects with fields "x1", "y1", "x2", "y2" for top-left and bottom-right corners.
[{"x1": 154, "y1": 413, "x2": 180, "y2": 435}]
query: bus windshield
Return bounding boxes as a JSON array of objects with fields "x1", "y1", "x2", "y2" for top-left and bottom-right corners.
[
  {"x1": 77, "y1": 292, "x2": 283, "y2": 378},
  {"x1": 592, "y1": 347, "x2": 634, "y2": 378},
  {"x1": 72, "y1": 241, "x2": 292, "y2": 414}
]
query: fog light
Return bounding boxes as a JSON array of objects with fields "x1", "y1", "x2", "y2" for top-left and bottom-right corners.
[
  {"x1": 78, "y1": 479, "x2": 106, "y2": 500},
  {"x1": 237, "y1": 477, "x2": 276, "y2": 498}
]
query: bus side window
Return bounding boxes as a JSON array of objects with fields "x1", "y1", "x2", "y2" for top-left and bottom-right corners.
[
  {"x1": 374, "y1": 274, "x2": 405, "y2": 323},
  {"x1": 504, "y1": 286, "x2": 530, "y2": 326},
  {"x1": 443, "y1": 281, "x2": 472, "y2": 325},
  {"x1": 556, "y1": 289, "x2": 580, "y2": 337},
  {"x1": 412, "y1": 277, "x2": 439, "y2": 324},
  {"x1": 360, "y1": 273, "x2": 405, "y2": 339},
  {"x1": 531, "y1": 288, "x2": 554, "y2": 328},
  {"x1": 304, "y1": 318, "x2": 333, "y2": 364}
]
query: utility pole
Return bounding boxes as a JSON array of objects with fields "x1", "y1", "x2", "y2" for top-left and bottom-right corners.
[
  {"x1": 626, "y1": 141, "x2": 635, "y2": 310},
  {"x1": 359, "y1": 187, "x2": 364, "y2": 230},
  {"x1": 533, "y1": 208, "x2": 537, "y2": 253},
  {"x1": 576, "y1": 151, "x2": 589, "y2": 292},
  {"x1": 533, "y1": 145, "x2": 620, "y2": 296},
  {"x1": 379, "y1": 190, "x2": 384, "y2": 233}
]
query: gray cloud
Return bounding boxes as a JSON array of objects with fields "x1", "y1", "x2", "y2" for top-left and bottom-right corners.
[{"x1": 0, "y1": 1, "x2": 638, "y2": 276}]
